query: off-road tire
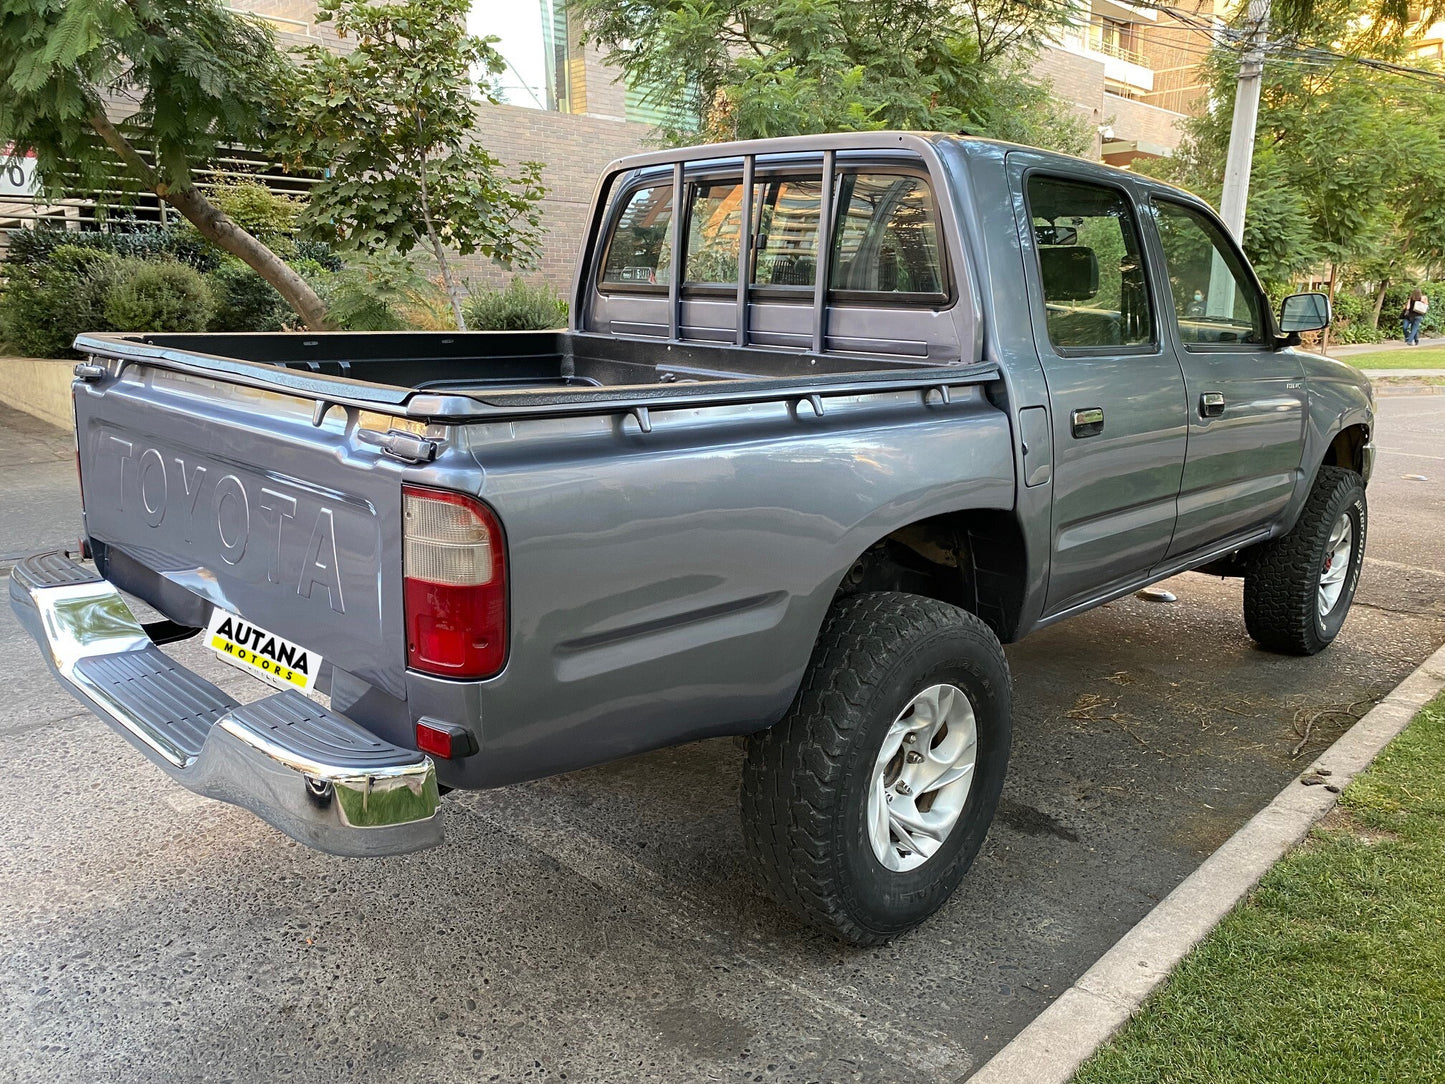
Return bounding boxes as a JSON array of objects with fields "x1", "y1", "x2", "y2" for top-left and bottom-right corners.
[
  {"x1": 740, "y1": 592, "x2": 1012, "y2": 945},
  {"x1": 1244, "y1": 465, "x2": 1367, "y2": 656}
]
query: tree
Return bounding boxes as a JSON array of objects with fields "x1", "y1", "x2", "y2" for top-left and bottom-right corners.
[
  {"x1": 1143, "y1": 2, "x2": 1445, "y2": 339},
  {"x1": 0, "y1": 0, "x2": 332, "y2": 329},
  {"x1": 569, "y1": 0, "x2": 1090, "y2": 153},
  {"x1": 283, "y1": 0, "x2": 547, "y2": 330}
]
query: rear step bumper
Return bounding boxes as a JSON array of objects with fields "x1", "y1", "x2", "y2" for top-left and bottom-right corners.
[{"x1": 9, "y1": 552, "x2": 442, "y2": 857}]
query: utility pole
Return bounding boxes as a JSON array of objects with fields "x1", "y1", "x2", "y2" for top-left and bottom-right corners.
[{"x1": 1218, "y1": 0, "x2": 1270, "y2": 242}]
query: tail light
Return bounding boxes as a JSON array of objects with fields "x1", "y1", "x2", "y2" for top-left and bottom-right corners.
[{"x1": 402, "y1": 485, "x2": 508, "y2": 679}]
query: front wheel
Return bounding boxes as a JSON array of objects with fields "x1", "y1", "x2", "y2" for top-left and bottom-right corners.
[
  {"x1": 1244, "y1": 465, "x2": 1367, "y2": 655},
  {"x1": 740, "y1": 592, "x2": 1012, "y2": 945}
]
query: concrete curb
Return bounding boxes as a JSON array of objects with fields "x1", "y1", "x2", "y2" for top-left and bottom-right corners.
[{"x1": 966, "y1": 640, "x2": 1445, "y2": 1084}]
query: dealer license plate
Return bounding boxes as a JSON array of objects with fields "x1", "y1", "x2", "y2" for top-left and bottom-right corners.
[{"x1": 205, "y1": 609, "x2": 322, "y2": 692}]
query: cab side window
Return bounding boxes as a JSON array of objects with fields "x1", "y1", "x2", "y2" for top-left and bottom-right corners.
[
  {"x1": 601, "y1": 184, "x2": 673, "y2": 286},
  {"x1": 1152, "y1": 199, "x2": 1265, "y2": 345},
  {"x1": 830, "y1": 174, "x2": 944, "y2": 297},
  {"x1": 1026, "y1": 175, "x2": 1155, "y2": 351}
]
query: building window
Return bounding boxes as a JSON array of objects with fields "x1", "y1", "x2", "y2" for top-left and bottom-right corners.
[{"x1": 469, "y1": 1, "x2": 570, "y2": 112}]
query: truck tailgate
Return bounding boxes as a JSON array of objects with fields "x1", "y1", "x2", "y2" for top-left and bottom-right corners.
[{"x1": 73, "y1": 365, "x2": 408, "y2": 701}]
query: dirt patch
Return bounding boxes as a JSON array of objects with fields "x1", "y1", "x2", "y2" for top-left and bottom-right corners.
[{"x1": 1315, "y1": 807, "x2": 1401, "y2": 845}]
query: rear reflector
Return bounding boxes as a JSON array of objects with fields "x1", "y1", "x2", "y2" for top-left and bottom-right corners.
[
  {"x1": 402, "y1": 485, "x2": 507, "y2": 679},
  {"x1": 416, "y1": 720, "x2": 457, "y2": 759}
]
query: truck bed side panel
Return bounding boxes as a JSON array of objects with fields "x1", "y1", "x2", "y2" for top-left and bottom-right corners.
[{"x1": 423, "y1": 386, "x2": 1014, "y2": 787}]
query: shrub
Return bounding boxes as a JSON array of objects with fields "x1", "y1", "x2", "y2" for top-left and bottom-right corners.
[
  {"x1": 205, "y1": 181, "x2": 301, "y2": 242},
  {"x1": 206, "y1": 259, "x2": 291, "y2": 332},
  {"x1": 1326, "y1": 290, "x2": 1384, "y2": 345},
  {"x1": 102, "y1": 258, "x2": 216, "y2": 333},
  {"x1": 6, "y1": 222, "x2": 217, "y2": 271},
  {"x1": 321, "y1": 253, "x2": 448, "y2": 331},
  {"x1": 0, "y1": 244, "x2": 116, "y2": 357},
  {"x1": 463, "y1": 276, "x2": 567, "y2": 331}
]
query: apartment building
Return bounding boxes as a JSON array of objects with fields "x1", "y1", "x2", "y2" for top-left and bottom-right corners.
[{"x1": 1043, "y1": 1, "x2": 1218, "y2": 165}]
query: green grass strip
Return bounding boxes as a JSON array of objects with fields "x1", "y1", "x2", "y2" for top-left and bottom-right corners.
[
  {"x1": 1342, "y1": 345, "x2": 1445, "y2": 369},
  {"x1": 1073, "y1": 694, "x2": 1445, "y2": 1084}
]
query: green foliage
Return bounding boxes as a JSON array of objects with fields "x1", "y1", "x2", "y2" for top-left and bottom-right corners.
[
  {"x1": 1326, "y1": 290, "x2": 1384, "y2": 345},
  {"x1": 318, "y1": 252, "x2": 448, "y2": 332},
  {"x1": 0, "y1": 0, "x2": 332, "y2": 327},
  {"x1": 0, "y1": 0, "x2": 290, "y2": 200},
  {"x1": 282, "y1": 0, "x2": 547, "y2": 327},
  {"x1": 463, "y1": 277, "x2": 568, "y2": 331},
  {"x1": 1146, "y1": 7, "x2": 1445, "y2": 296},
  {"x1": 203, "y1": 181, "x2": 302, "y2": 243},
  {"x1": 570, "y1": 0, "x2": 1089, "y2": 153},
  {"x1": 101, "y1": 258, "x2": 215, "y2": 333},
  {"x1": 205, "y1": 259, "x2": 291, "y2": 333},
  {"x1": 0, "y1": 243, "x2": 114, "y2": 357},
  {"x1": 5, "y1": 223, "x2": 217, "y2": 270}
]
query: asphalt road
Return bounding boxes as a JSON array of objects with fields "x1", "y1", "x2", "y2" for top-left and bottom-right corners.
[{"x1": 1, "y1": 394, "x2": 1442, "y2": 1083}]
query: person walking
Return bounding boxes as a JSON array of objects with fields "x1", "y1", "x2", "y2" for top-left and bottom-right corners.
[{"x1": 1403, "y1": 287, "x2": 1428, "y2": 345}]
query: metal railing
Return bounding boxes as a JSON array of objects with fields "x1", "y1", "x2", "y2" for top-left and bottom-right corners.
[{"x1": 1072, "y1": 20, "x2": 1151, "y2": 68}]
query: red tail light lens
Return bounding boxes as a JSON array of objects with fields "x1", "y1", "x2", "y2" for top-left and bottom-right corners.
[{"x1": 402, "y1": 485, "x2": 507, "y2": 679}]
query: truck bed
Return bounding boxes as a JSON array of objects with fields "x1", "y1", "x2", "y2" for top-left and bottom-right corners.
[{"x1": 74, "y1": 330, "x2": 979, "y2": 423}]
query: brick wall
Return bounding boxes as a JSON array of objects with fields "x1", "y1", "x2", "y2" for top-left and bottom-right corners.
[
  {"x1": 1103, "y1": 95, "x2": 1187, "y2": 153},
  {"x1": 459, "y1": 103, "x2": 655, "y2": 290},
  {"x1": 1034, "y1": 46, "x2": 1107, "y2": 159}
]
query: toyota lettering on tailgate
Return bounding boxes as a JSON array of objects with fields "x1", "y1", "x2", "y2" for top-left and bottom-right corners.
[{"x1": 94, "y1": 432, "x2": 346, "y2": 615}]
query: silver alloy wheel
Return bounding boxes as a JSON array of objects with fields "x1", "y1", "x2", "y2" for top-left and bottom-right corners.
[
  {"x1": 867, "y1": 683, "x2": 979, "y2": 873},
  {"x1": 1318, "y1": 511, "x2": 1354, "y2": 619}
]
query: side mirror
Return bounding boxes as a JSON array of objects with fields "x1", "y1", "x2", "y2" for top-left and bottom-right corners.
[{"x1": 1279, "y1": 292, "x2": 1330, "y2": 333}]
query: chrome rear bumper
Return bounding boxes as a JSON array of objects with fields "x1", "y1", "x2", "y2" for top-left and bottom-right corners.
[{"x1": 9, "y1": 552, "x2": 442, "y2": 857}]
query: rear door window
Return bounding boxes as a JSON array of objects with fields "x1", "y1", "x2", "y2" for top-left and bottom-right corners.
[
  {"x1": 601, "y1": 183, "x2": 673, "y2": 287},
  {"x1": 1026, "y1": 174, "x2": 1155, "y2": 352}
]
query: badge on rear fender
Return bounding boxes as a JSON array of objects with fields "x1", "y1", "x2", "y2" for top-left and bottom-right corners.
[{"x1": 206, "y1": 609, "x2": 322, "y2": 692}]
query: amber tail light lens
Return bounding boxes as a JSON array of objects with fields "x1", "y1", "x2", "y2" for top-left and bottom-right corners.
[{"x1": 402, "y1": 485, "x2": 507, "y2": 679}]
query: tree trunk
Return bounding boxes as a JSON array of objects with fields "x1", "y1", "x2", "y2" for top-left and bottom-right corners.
[
  {"x1": 417, "y1": 163, "x2": 467, "y2": 330},
  {"x1": 88, "y1": 111, "x2": 334, "y2": 331},
  {"x1": 1371, "y1": 277, "x2": 1390, "y2": 330}
]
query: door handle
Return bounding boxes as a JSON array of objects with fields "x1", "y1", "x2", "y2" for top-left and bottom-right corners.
[
  {"x1": 1070, "y1": 407, "x2": 1104, "y2": 438},
  {"x1": 1200, "y1": 392, "x2": 1225, "y2": 417}
]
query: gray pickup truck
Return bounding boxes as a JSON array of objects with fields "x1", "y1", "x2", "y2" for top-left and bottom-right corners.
[{"x1": 12, "y1": 133, "x2": 1373, "y2": 944}]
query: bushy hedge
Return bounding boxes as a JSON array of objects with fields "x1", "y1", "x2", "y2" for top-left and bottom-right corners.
[
  {"x1": 0, "y1": 245, "x2": 115, "y2": 357},
  {"x1": 205, "y1": 259, "x2": 291, "y2": 333},
  {"x1": 1326, "y1": 290, "x2": 1385, "y2": 346},
  {"x1": 5, "y1": 223, "x2": 217, "y2": 271},
  {"x1": 463, "y1": 276, "x2": 567, "y2": 331},
  {"x1": 102, "y1": 259, "x2": 215, "y2": 333}
]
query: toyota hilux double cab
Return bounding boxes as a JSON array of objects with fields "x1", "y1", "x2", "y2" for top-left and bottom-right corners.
[{"x1": 11, "y1": 133, "x2": 1373, "y2": 944}]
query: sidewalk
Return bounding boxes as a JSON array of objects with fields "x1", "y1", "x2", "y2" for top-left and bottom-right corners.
[{"x1": 0, "y1": 402, "x2": 80, "y2": 565}]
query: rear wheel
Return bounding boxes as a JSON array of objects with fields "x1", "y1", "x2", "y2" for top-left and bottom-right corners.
[
  {"x1": 740, "y1": 592, "x2": 1012, "y2": 945},
  {"x1": 1243, "y1": 466, "x2": 1367, "y2": 655}
]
